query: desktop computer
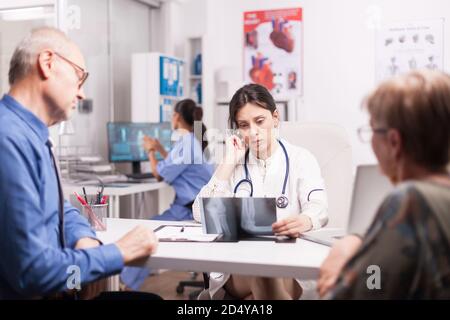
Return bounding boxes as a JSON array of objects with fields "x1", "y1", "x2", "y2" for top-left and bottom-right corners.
[{"x1": 107, "y1": 122, "x2": 172, "y2": 179}]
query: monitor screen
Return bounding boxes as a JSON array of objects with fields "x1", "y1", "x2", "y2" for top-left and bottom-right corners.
[{"x1": 107, "y1": 122, "x2": 172, "y2": 162}]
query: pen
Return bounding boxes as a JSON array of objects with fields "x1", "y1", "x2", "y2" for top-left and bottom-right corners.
[
  {"x1": 82, "y1": 187, "x2": 88, "y2": 203},
  {"x1": 74, "y1": 192, "x2": 88, "y2": 206},
  {"x1": 97, "y1": 184, "x2": 105, "y2": 204},
  {"x1": 100, "y1": 195, "x2": 108, "y2": 204}
]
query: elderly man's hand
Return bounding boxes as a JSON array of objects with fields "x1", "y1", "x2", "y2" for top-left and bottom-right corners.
[
  {"x1": 115, "y1": 226, "x2": 159, "y2": 264},
  {"x1": 317, "y1": 235, "x2": 362, "y2": 298}
]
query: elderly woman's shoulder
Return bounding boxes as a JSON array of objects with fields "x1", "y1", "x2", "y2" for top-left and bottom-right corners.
[
  {"x1": 379, "y1": 180, "x2": 450, "y2": 219},
  {"x1": 395, "y1": 180, "x2": 450, "y2": 196}
]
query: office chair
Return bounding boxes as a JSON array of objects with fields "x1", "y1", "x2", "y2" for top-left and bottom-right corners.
[
  {"x1": 176, "y1": 272, "x2": 209, "y2": 300},
  {"x1": 280, "y1": 122, "x2": 353, "y2": 300},
  {"x1": 280, "y1": 122, "x2": 353, "y2": 228}
]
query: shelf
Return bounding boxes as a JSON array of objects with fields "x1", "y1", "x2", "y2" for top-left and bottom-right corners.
[
  {"x1": 189, "y1": 75, "x2": 202, "y2": 80},
  {"x1": 186, "y1": 37, "x2": 203, "y2": 107},
  {"x1": 160, "y1": 95, "x2": 184, "y2": 100},
  {"x1": 216, "y1": 99, "x2": 230, "y2": 105}
]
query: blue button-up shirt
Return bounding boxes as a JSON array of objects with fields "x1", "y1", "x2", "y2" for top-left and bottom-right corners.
[
  {"x1": 0, "y1": 95, "x2": 123, "y2": 299},
  {"x1": 156, "y1": 132, "x2": 213, "y2": 220}
]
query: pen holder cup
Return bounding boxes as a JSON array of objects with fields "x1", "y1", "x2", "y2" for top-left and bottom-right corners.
[{"x1": 82, "y1": 204, "x2": 108, "y2": 231}]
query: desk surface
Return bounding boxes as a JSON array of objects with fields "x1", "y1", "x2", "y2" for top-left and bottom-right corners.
[
  {"x1": 97, "y1": 218, "x2": 331, "y2": 279},
  {"x1": 63, "y1": 181, "x2": 168, "y2": 196}
]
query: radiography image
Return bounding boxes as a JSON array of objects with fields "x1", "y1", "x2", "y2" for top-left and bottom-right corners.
[
  {"x1": 201, "y1": 197, "x2": 277, "y2": 241},
  {"x1": 238, "y1": 198, "x2": 276, "y2": 236},
  {"x1": 202, "y1": 197, "x2": 238, "y2": 241}
]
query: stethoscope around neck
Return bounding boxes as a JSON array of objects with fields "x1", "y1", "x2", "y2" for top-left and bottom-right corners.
[{"x1": 233, "y1": 139, "x2": 290, "y2": 209}]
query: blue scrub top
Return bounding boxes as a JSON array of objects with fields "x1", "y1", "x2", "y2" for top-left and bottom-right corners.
[{"x1": 156, "y1": 132, "x2": 213, "y2": 220}]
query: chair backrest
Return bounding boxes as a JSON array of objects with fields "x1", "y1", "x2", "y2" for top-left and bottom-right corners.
[{"x1": 280, "y1": 122, "x2": 353, "y2": 229}]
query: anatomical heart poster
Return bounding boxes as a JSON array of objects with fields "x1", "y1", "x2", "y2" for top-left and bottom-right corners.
[{"x1": 244, "y1": 8, "x2": 303, "y2": 99}]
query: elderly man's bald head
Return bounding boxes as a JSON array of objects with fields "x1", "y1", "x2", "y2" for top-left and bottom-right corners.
[{"x1": 8, "y1": 27, "x2": 75, "y2": 85}]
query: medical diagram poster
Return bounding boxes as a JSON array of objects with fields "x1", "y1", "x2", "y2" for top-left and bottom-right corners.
[
  {"x1": 375, "y1": 18, "x2": 444, "y2": 81},
  {"x1": 244, "y1": 8, "x2": 303, "y2": 99}
]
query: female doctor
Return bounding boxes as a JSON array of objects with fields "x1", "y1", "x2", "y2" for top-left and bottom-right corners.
[
  {"x1": 193, "y1": 84, "x2": 328, "y2": 299},
  {"x1": 121, "y1": 99, "x2": 213, "y2": 290}
]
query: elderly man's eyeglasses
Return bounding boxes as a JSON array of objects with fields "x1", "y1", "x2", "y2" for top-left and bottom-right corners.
[
  {"x1": 54, "y1": 52, "x2": 89, "y2": 88},
  {"x1": 357, "y1": 125, "x2": 389, "y2": 143}
]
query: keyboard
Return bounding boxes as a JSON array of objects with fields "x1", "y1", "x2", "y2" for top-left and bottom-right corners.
[{"x1": 125, "y1": 172, "x2": 155, "y2": 180}]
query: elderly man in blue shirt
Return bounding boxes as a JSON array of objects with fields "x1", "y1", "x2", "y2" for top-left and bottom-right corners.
[{"x1": 0, "y1": 27, "x2": 158, "y2": 299}]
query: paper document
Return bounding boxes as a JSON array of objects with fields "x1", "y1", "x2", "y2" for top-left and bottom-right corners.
[{"x1": 155, "y1": 225, "x2": 219, "y2": 242}]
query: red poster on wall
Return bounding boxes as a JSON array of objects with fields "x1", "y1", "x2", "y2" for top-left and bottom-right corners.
[{"x1": 244, "y1": 8, "x2": 303, "y2": 98}]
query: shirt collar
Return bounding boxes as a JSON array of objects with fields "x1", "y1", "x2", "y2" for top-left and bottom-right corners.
[
  {"x1": 1, "y1": 94, "x2": 49, "y2": 144},
  {"x1": 248, "y1": 139, "x2": 282, "y2": 167}
]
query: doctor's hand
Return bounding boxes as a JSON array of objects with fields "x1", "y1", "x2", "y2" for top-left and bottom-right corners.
[
  {"x1": 115, "y1": 226, "x2": 159, "y2": 265},
  {"x1": 272, "y1": 214, "x2": 312, "y2": 238},
  {"x1": 224, "y1": 134, "x2": 247, "y2": 165},
  {"x1": 317, "y1": 235, "x2": 362, "y2": 298},
  {"x1": 216, "y1": 134, "x2": 247, "y2": 181}
]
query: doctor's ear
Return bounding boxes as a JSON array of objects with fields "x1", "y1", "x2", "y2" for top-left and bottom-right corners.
[{"x1": 272, "y1": 109, "x2": 280, "y2": 127}]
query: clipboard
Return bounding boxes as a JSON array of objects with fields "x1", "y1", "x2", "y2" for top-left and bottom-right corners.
[{"x1": 154, "y1": 224, "x2": 219, "y2": 242}]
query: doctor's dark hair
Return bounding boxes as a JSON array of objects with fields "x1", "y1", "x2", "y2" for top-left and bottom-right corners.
[
  {"x1": 228, "y1": 83, "x2": 276, "y2": 128},
  {"x1": 174, "y1": 99, "x2": 208, "y2": 152}
]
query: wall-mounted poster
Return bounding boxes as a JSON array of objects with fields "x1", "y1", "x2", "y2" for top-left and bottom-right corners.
[
  {"x1": 244, "y1": 8, "x2": 303, "y2": 99},
  {"x1": 375, "y1": 18, "x2": 444, "y2": 82}
]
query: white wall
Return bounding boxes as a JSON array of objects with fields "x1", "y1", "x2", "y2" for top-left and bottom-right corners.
[
  {"x1": 65, "y1": 0, "x2": 110, "y2": 158},
  {"x1": 0, "y1": 18, "x2": 54, "y2": 94},
  {"x1": 60, "y1": 0, "x2": 152, "y2": 161},
  {"x1": 170, "y1": 0, "x2": 450, "y2": 167},
  {"x1": 111, "y1": 0, "x2": 152, "y2": 123}
]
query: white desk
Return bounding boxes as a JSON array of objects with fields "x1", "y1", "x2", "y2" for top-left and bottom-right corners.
[
  {"x1": 63, "y1": 181, "x2": 168, "y2": 219},
  {"x1": 98, "y1": 218, "x2": 331, "y2": 290}
]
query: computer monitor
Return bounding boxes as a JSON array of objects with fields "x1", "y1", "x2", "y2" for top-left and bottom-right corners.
[{"x1": 107, "y1": 122, "x2": 172, "y2": 175}]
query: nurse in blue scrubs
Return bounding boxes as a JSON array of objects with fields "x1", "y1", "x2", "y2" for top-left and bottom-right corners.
[
  {"x1": 145, "y1": 100, "x2": 213, "y2": 221},
  {"x1": 121, "y1": 99, "x2": 213, "y2": 289}
]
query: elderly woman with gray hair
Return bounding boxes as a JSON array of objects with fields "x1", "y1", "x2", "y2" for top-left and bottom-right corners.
[{"x1": 318, "y1": 70, "x2": 450, "y2": 299}]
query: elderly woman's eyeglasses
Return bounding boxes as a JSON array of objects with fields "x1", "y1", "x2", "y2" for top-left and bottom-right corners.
[
  {"x1": 357, "y1": 125, "x2": 389, "y2": 143},
  {"x1": 54, "y1": 52, "x2": 89, "y2": 88}
]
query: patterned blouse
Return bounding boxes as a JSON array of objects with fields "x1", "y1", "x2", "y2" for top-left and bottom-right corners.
[{"x1": 329, "y1": 180, "x2": 450, "y2": 299}]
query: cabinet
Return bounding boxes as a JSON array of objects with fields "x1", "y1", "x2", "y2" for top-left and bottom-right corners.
[
  {"x1": 185, "y1": 37, "x2": 203, "y2": 106},
  {"x1": 131, "y1": 52, "x2": 185, "y2": 122}
]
